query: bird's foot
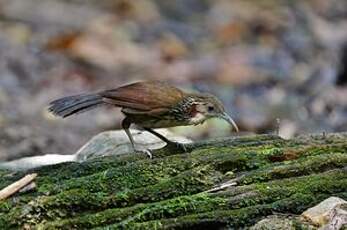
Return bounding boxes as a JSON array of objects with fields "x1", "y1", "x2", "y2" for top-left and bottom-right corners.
[
  {"x1": 165, "y1": 141, "x2": 188, "y2": 153},
  {"x1": 135, "y1": 149, "x2": 153, "y2": 159}
]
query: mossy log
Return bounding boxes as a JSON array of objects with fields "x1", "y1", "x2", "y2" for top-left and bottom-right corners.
[{"x1": 0, "y1": 133, "x2": 347, "y2": 229}]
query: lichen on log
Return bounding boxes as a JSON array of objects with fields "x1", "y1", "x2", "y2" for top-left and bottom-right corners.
[{"x1": 0, "y1": 133, "x2": 346, "y2": 229}]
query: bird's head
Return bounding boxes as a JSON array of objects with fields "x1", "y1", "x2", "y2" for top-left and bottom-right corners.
[{"x1": 191, "y1": 93, "x2": 239, "y2": 132}]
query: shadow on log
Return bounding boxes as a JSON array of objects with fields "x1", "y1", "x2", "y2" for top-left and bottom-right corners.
[{"x1": 0, "y1": 133, "x2": 346, "y2": 229}]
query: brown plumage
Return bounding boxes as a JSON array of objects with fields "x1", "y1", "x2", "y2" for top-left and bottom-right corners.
[
  {"x1": 49, "y1": 81, "x2": 238, "y2": 157},
  {"x1": 101, "y1": 81, "x2": 184, "y2": 111}
]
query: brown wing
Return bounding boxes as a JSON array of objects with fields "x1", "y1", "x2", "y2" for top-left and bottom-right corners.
[{"x1": 99, "y1": 81, "x2": 185, "y2": 113}]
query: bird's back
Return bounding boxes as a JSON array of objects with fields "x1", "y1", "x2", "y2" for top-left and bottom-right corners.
[{"x1": 100, "y1": 81, "x2": 185, "y2": 113}]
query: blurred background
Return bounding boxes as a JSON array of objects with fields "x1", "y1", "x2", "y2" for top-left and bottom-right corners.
[{"x1": 0, "y1": 0, "x2": 346, "y2": 161}]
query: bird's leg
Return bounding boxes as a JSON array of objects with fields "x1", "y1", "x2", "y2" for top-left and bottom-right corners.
[
  {"x1": 122, "y1": 118, "x2": 152, "y2": 158},
  {"x1": 143, "y1": 128, "x2": 188, "y2": 153}
]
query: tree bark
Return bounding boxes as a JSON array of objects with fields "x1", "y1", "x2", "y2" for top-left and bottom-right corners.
[{"x1": 0, "y1": 133, "x2": 346, "y2": 229}]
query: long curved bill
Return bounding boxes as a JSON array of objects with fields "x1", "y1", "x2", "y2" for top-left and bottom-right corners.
[{"x1": 221, "y1": 113, "x2": 239, "y2": 132}]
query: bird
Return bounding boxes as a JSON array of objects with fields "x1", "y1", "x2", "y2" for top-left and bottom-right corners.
[{"x1": 48, "y1": 81, "x2": 239, "y2": 158}]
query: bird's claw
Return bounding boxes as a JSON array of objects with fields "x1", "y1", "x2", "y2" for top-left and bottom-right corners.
[
  {"x1": 135, "y1": 149, "x2": 153, "y2": 158},
  {"x1": 166, "y1": 141, "x2": 188, "y2": 153}
]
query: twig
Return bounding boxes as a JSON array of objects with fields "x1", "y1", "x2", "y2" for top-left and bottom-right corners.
[
  {"x1": 205, "y1": 180, "x2": 237, "y2": 193},
  {"x1": 0, "y1": 173, "x2": 38, "y2": 200}
]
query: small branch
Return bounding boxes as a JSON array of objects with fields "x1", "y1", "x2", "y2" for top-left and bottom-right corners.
[
  {"x1": 0, "y1": 173, "x2": 38, "y2": 200},
  {"x1": 205, "y1": 180, "x2": 237, "y2": 193}
]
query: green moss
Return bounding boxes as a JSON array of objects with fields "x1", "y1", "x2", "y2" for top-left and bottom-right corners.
[
  {"x1": 5, "y1": 166, "x2": 221, "y2": 226},
  {"x1": 0, "y1": 133, "x2": 346, "y2": 229},
  {"x1": 239, "y1": 152, "x2": 347, "y2": 184},
  {"x1": 98, "y1": 205, "x2": 274, "y2": 229},
  {"x1": 257, "y1": 169, "x2": 346, "y2": 194},
  {"x1": 38, "y1": 194, "x2": 228, "y2": 229}
]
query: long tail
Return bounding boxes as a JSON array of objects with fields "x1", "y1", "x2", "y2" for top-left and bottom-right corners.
[{"x1": 48, "y1": 94, "x2": 104, "y2": 118}]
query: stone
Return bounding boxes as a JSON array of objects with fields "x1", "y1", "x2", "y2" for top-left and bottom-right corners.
[
  {"x1": 320, "y1": 203, "x2": 347, "y2": 230},
  {"x1": 0, "y1": 129, "x2": 192, "y2": 171},
  {"x1": 250, "y1": 215, "x2": 308, "y2": 230},
  {"x1": 75, "y1": 129, "x2": 192, "y2": 161},
  {"x1": 301, "y1": 197, "x2": 347, "y2": 227}
]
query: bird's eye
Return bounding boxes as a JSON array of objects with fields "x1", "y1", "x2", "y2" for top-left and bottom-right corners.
[{"x1": 208, "y1": 106, "x2": 214, "y2": 112}]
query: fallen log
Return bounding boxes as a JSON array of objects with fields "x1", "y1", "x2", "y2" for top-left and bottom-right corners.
[{"x1": 0, "y1": 132, "x2": 346, "y2": 229}]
